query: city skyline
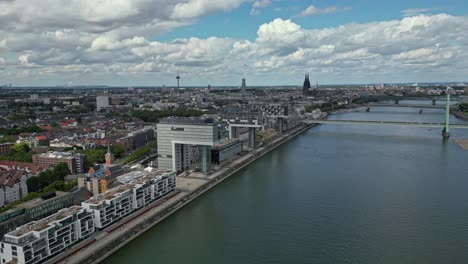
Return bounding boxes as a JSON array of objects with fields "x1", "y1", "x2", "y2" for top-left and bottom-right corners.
[{"x1": 0, "y1": 0, "x2": 467, "y2": 86}]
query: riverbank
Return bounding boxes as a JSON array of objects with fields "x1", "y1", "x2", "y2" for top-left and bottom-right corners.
[
  {"x1": 46, "y1": 124, "x2": 313, "y2": 264},
  {"x1": 454, "y1": 111, "x2": 468, "y2": 122}
]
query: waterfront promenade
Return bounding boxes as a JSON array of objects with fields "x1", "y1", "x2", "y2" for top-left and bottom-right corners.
[{"x1": 46, "y1": 124, "x2": 312, "y2": 264}]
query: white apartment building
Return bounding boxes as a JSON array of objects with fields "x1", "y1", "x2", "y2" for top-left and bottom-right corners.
[
  {"x1": 81, "y1": 170, "x2": 176, "y2": 229},
  {"x1": 0, "y1": 206, "x2": 95, "y2": 264},
  {"x1": 0, "y1": 170, "x2": 176, "y2": 263}
]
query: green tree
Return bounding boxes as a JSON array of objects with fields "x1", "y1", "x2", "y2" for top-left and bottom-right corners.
[
  {"x1": 12, "y1": 142, "x2": 30, "y2": 153},
  {"x1": 26, "y1": 163, "x2": 70, "y2": 192},
  {"x1": 111, "y1": 144, "x2": 125, "y2": 158},
  {"x1": 0, "y1": 136, "x2": 15, "y2": 143}
]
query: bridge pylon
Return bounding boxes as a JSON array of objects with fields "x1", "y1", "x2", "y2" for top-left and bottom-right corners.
[{"x1": 442, "y1": 88, "x2": 450, "y2": 138}]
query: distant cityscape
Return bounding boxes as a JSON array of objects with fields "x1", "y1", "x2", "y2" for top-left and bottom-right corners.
[{"x1": 0, "y1": 74, "x2": 467, "y2": 264}]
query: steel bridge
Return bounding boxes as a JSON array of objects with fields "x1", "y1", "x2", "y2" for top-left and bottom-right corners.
[
  {"x1": 307, "y1": 88, "x2": 464, "y2": 138},
  {"x1": 304, "y1": 119, "x2": 468, "y2": 129}
]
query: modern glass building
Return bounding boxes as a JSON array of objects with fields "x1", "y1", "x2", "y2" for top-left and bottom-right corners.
[{"x1": 157, "y1": 117, "x2": 221, "y2": 174}]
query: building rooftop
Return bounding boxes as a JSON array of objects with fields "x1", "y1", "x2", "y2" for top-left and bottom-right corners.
[
  {"x1": 213, "y1": 138, "x2": 240, "y2": 148},
  {"x1": 221, "y1": 107, "x2": 260, "y2": 114},
  {"x1": 159, "y1": 117, "x2": 215, "y2": 125},
  {"x1": 17, "y1": 191, "x2": 70, "y2": 210},
  {"x1": 35, "y1": 151, "x2": 82, "y2": 159},
  {"x1": 84, "y1": 170, "x2": 175, "y2": 204},
  {"x1": 84, "y1": 184, "x2": 134, "y2": 204},
  {"x1": 7, "y1": 206, "x2": 83, "y2": 238},
  {"x1": 129, "y1": 170, "x2": 174, "y2": 185},
  {"x1": 116, "y1": 170, "x2": 149, "y2": 184}
]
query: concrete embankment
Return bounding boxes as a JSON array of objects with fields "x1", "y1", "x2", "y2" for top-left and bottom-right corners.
[{"x1": 48, "y1": 124, "x2": 313, "y2": 264}]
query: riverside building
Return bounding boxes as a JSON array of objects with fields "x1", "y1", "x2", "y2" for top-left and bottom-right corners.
[
  {"x1": 0, "y1": 206, "x2": 95, "y2": 264},
  {"x1": 0, "y1": 170, "x2": 176, "y2": 263},
  {"x1": 81, "y1": 170, "x2": 176, "y2": 229},
  {"x1": 157, "y1": 117, "x2": 222, "y2": 174}
]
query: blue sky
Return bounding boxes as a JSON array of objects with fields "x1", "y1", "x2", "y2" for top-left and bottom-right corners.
[
  {"x1": 0, "y1": 0, "x2": 467, "y2": 86},
  {"x1": 158, "y1": 0, "x2": 468, "y2": 41}
]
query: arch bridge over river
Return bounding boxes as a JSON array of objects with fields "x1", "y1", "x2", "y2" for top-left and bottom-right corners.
[{"x1": 307, "y1": 92, "x2": 465, "y2": 138}]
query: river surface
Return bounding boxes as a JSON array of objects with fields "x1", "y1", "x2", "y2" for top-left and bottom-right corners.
[{"x1": 103, "y1": 105, "x2": 468, "y2": 264}]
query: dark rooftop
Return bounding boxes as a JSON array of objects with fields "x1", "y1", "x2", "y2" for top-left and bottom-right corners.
[{"x1": 158, "y1": 117, "x2": 216, "y2": 125}]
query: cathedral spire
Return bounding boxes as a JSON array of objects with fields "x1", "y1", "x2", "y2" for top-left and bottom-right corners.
[{"x1": 303, "y1": 73, "x2": 311, "y2": 95}]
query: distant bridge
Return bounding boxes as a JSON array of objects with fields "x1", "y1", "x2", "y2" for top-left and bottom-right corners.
[
  {"x1": 367, "y1": 103, "x2": 454, "y2": 110},
  {"x1": 307, "y1": 90, "x2": 463, "y2": 138},
  {"x1": 304, "y1": 119, "x2": 468, "y2": 129}
]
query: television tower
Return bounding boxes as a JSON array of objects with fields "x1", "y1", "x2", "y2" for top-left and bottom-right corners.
[
  {"x1": 176, "y1": 74, "x2": 180, "y2": 89},
  {"x1": 241, "y1": 78, "x2": 246, "y2": 93}
]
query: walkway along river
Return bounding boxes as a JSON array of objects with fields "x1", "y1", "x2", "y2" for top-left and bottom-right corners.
[{"x1": 102, "y1": 105, "x2": 468, "y2": 264}]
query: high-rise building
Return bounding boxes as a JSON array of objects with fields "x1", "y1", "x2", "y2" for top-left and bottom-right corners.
[
  {"x1": 241, "y1": 78, "x2": 246, "y2": 93},
  {"x1": 303, "y1": 74, "x2": 311, "y2": 95},
  {"x1": 96, "y1": 96, "x2": 110, "y2": 112},
  {"x1": 157, "y1": 117, "x2": 220, "y2": 174}
]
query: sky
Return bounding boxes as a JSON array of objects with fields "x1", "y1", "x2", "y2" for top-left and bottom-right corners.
[{"x1": 0, "y1": 0, "x2": 467, "y2": 86}]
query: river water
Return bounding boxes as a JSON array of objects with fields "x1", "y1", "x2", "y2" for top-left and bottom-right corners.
[{"x1": 103, "y1": 104, "x2": 468, "y2": 264}]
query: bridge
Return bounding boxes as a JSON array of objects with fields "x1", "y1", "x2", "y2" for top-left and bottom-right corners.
[
  {"x1": 307, "y1": 88, "x2": 464, "y2": 138},
  {"x1": 304, "y1": 119, "x2": 468, "y2": 129},
  {"x1": 367, "y1": 103, "x2": 451, "y2": 110}
]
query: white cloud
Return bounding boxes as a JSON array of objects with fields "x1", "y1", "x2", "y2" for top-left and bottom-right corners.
[
  {"x1": 402, "y1": 8, "x2": 440, "y2": 17},
  {"x1": 0, "y1": 0, "x2": 465, "y2": 86},
  {"x1": 171, "y1": 0, "x2": 248, "y2": 19},
  {"x1": 250, "y1": 0, "x2": 272, "y2": 15},
  {"x1": 90, "y1": 36, "x2": 147, "y2": 51},
  {"x1": 296, "y1": 5, "x2": 351, "y2": 17}
]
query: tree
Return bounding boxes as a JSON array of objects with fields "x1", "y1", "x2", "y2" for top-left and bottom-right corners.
[
  {"x1": 111, "y1": 144, "x2": 125, "y2": 158},
  {"x1": 0, "y1": 136, "x2": 15, "y2": 143},
  {"x1": 26, "y1": 163, "x2": 70, "y2": 193},
  {"x1": 12, "y1": 142, "x2": 30, "y2": 153},
  {"x1": 43, "y1": 180, "x2": 65, "y2": 194}
]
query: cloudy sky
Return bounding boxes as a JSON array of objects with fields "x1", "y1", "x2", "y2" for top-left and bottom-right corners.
[{"x1": 0, "y1": 0, "x2": 467, "y2": 86}]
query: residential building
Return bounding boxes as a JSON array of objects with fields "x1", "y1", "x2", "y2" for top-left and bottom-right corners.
[
  {"x1": 33, "y1": 135, "x2": 49, "y2": 147},
  {"x1": 157, "y1": 117, "x2": 221, "y2": 174},
  {"x1": 0, "y1": 192, "x2": 74, "y2": 238},
  {"x1": 81, "y1": 170, "x2": 176, "y2": 229},
  {"x1": 32, "y1": 151, "x2": 86, "y2": 174},
  {"x1": 0, "y1": 206, "x2": 95, "y2": 264},
  {"x1": 0, "y1": 170, "x2": 28, "y2": 207},
  {"x1": 116, "y1": 127, "x2": 155, "y2": 151},
  {"x1": 0, "y1": 143, "x2": 14, "y2": 156}
]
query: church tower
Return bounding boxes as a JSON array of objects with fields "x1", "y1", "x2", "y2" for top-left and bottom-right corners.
[
  {"x1": 303, "y1": 74, "x2": 311, "y2": 95},
  {"x1": 105, "y1": 144, "x2": 114, "y2": 166}
]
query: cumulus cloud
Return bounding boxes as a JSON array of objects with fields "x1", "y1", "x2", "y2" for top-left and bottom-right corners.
[
  {"x1": 0, "y1": 0, "x2": 466, "y2": 85},
  {"x1": 250, "y1": 0, "x2": 272, "y2": 15},
  {"x1": 296, "y1": 5, "x2": 351, "y2": 17},
  {"x1": 171, "y1": 0, "x2": 248, "y2": 19}
]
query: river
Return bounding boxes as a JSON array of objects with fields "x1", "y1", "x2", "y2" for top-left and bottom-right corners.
[{"x1": 103, "y1": 104, "x2": 468, "y2": 264}]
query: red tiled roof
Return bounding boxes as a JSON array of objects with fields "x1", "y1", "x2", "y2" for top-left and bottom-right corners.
[
  {"x1": 0, "y1": 161, "x2": 48, "y2": 175},
  {"x1": 39, "y1": 125, "x2": 53, "y2": 130}
]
